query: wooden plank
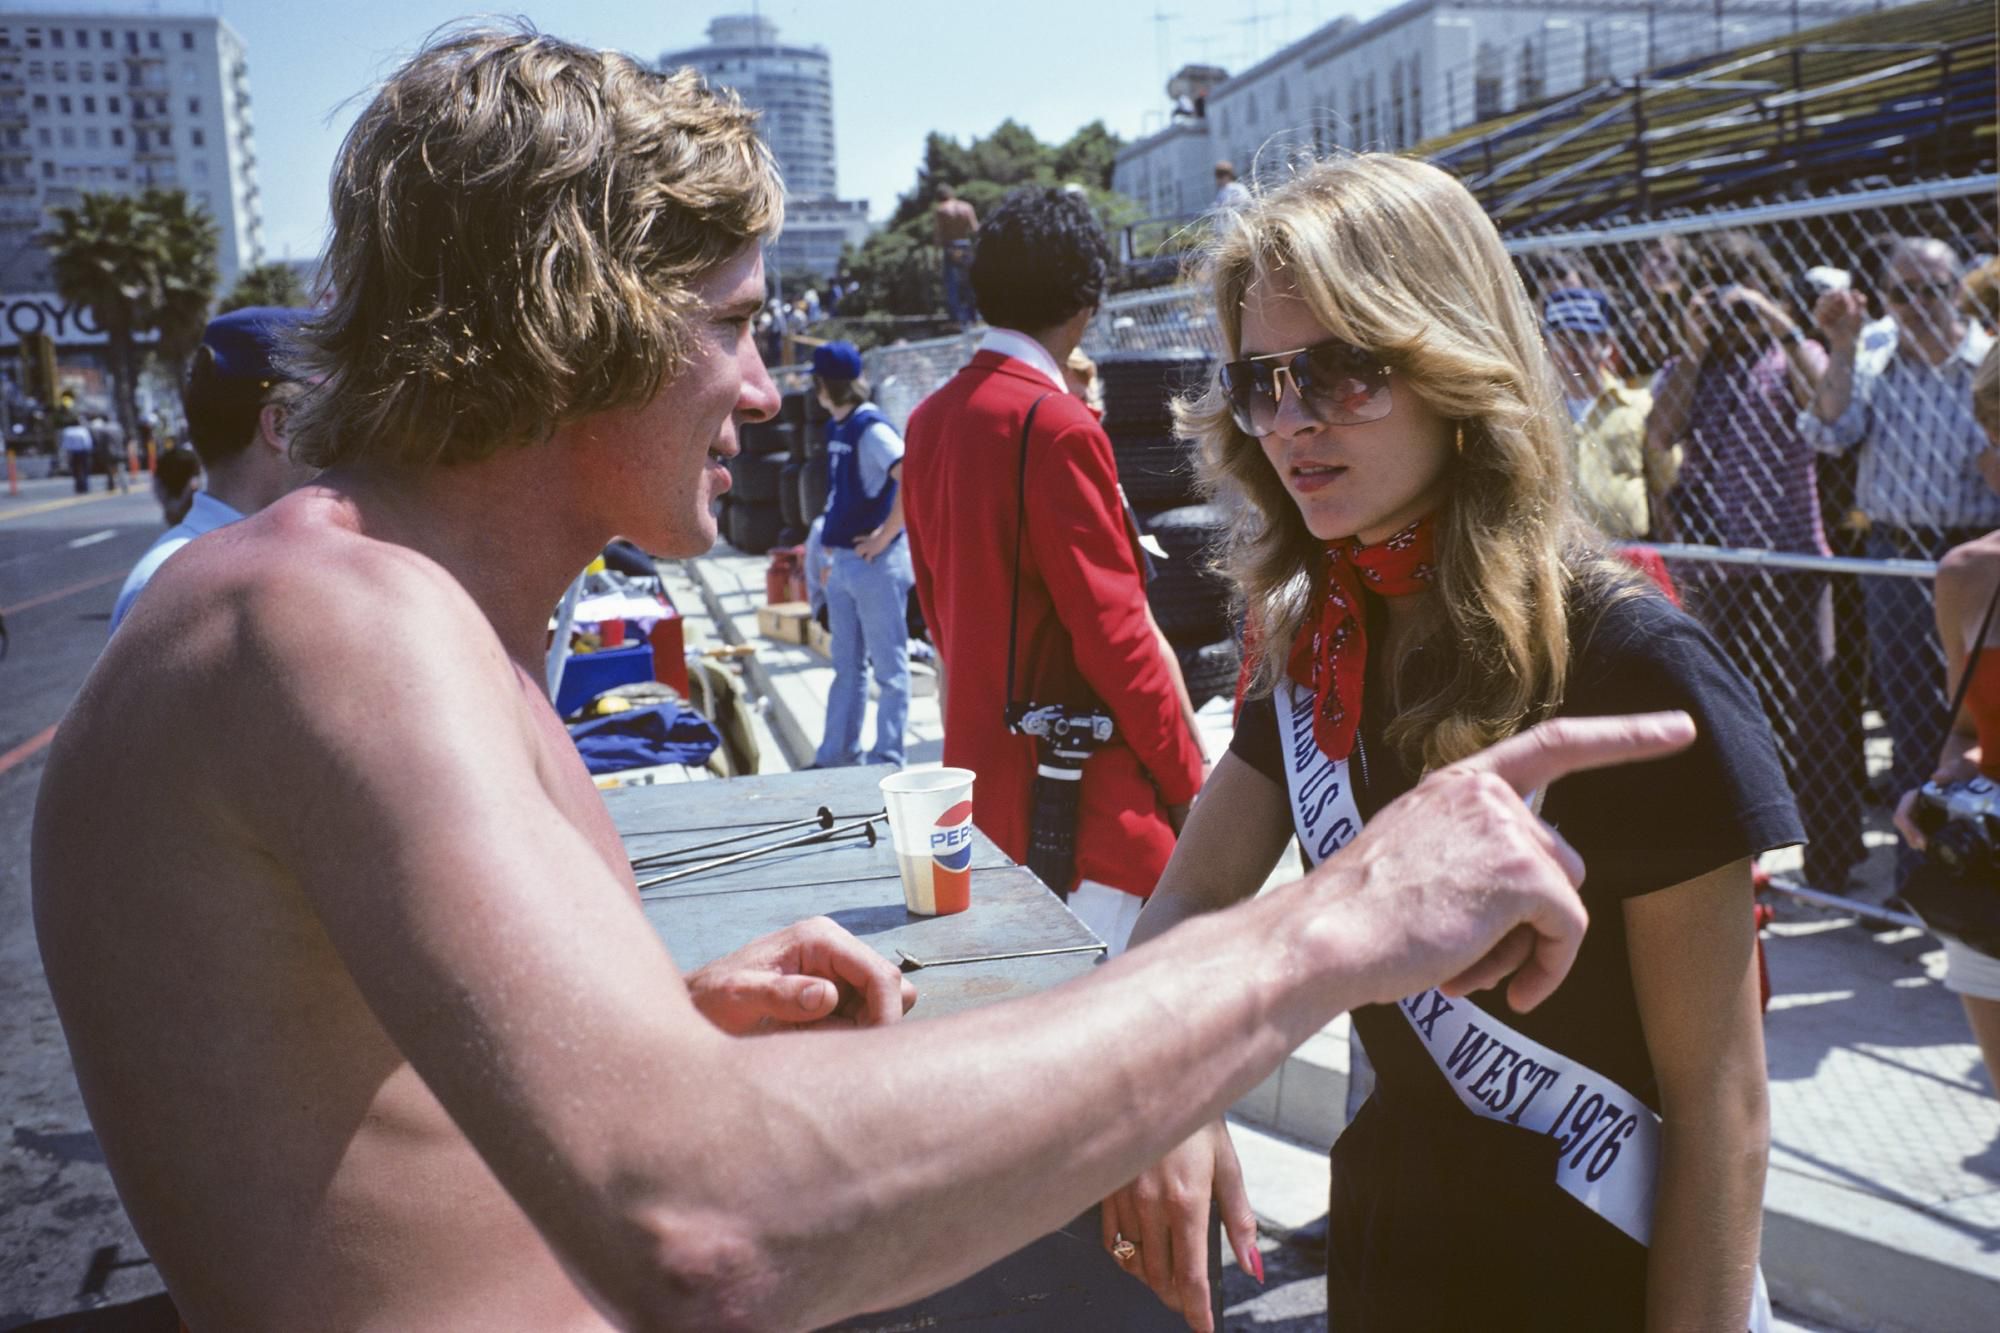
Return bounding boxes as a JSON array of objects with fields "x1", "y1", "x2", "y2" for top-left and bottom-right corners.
[
  {"x1": 614, "y1": 767, "x2": 1187, "y2": 1329},
  {"x1": 629, "y1": 821, "x2": 1010, "y2": 896},
  {"x1": 821, "y1": 1207, "x2": 1214, "y2": 1332},
  {"x1": 604, "y1": 763, "x2": 901, "y2": 839},
  {"x1": 644, "y1": 865, "x2": 1099, "y2": 983}
]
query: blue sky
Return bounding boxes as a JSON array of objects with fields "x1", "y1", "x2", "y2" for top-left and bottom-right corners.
[{"x1": 179, "y1": 0, "x2": 1394, "y2": 262}]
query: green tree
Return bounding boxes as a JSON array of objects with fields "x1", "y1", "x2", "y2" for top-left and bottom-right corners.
[
  {"x1": 217, "y1": 260, "x2": 308, "y2": 314},
  {"x1": 42, "y1": 188, "x2": 219, "y2": 438},
  {"x1": 838, "y1": 119, "x2": 1137, "y2": 336},
  {"x1": 150, "y1": 192, "x2": 224, "y2": 416}
]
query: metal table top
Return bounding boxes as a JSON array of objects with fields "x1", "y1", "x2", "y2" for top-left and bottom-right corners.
[{"x1": 603, "y1": 765, "x2": 1204, "y2": 1329}]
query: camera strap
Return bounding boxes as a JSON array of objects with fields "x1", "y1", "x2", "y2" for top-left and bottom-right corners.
[
  {"x1": 1005, "y1": 393, "x2": 1054, "y2": 720},
  {"x1": 1943, "y1": 575, "x2": 2000, "y2": 734}
]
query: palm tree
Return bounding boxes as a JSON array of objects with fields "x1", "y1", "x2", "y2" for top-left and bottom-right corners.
[
  {"x1": 42, "y1": 188, "x2": 219, "y2": 439},
  {"x1": 217, "y1": 260, "x2": 308, "y2": 314}
]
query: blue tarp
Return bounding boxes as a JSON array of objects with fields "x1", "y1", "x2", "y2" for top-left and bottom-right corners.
[{"x1": 568, "y1": 702, "x2": 721, "y2": 775}]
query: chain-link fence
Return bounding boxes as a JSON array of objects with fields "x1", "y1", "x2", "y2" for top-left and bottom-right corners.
[{"x1": 855, "y1": 174, "x2": 1998, "y2": 896}]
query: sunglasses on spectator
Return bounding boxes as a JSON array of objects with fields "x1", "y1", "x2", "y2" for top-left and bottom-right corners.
[
  {"x1": 1219, "y1": 336, "x2": 1394, "y2": 438},
  {"x1": 1883, "y1": 279, "x2": 1956, "y2": 304}
]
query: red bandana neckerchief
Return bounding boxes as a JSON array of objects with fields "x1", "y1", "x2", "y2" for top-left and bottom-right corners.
[{"x1": 1286, "y1": 516, "x2": 1437, "y2": 763}]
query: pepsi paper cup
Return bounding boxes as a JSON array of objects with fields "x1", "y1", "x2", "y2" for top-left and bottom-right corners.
[{"x1": 879, "y1": 767, "x2": 976, "y2": 916}]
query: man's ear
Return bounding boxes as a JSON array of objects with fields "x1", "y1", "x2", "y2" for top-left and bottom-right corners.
[{"x1": 257, "y1": 400, "x2": 289, "y2": 453}]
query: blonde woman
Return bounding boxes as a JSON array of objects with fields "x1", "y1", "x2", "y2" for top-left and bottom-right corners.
[{"x1": 1103, "y1": 155, "x2": 1792, "y2": 1331}]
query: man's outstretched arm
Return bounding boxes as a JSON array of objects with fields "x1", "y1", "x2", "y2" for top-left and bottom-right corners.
[{"x1": 232, "y1": 549, "x2": 1685, "y2": 1332}]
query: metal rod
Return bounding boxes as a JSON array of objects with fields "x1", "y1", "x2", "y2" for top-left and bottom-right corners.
[
  {"x1": 1763, "y1": 878, "x2": 1924, "y2": 933},
  {"x1": 896, "y1": 943, "x2": 1107, "y2": 972},
  {"x1": 636, "y1": 817, "x2": 879, "y2": 891},
  {"x1": 1633, "y1": 542, "x2": 1939, "y2": 580},
  {"x1": 629, "y1": 807, "x2": 835, "y2": 869}
]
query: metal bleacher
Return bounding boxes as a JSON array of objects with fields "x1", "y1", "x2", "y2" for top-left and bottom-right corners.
[{"x1": 1418, "y1": 0, "x2": 1996, "y2": 230}]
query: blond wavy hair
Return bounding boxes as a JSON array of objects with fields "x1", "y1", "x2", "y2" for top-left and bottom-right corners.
[
  {"x1": 287, "y1": 25, "x2": 784, "y2": 469},
  {"x1": 1178, "y1": 153, "x2": 1634, "y2": 773}
]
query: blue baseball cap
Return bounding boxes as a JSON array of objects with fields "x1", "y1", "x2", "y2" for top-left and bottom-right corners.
[
  {"x1": 1542, "y1": 287, "x2": 1614, "y2": 336},
  {"x1": 811, "y1": 340, "x2": 864, "y2": 381},
  {"x1": 201, "y1": 306, "x2": 313, "y2": 383}
]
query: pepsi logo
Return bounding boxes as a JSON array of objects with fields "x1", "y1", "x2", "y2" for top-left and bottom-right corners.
[{"x1": 930, "y1": 799, "x2": 974, "y2": 872}]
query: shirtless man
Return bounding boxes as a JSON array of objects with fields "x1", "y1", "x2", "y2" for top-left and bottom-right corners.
[{"x1": 33, "y1": 29, "x2": 1695, "y2": 1332}]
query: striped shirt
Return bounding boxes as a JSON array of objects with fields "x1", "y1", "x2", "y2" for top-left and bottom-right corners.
[
  {"x1": 1797, "y1": 323, "x2": 1998, "y2": 528},
  {"x1": 1664, "y1": 339, "x2": 1830, "y2": 556}
]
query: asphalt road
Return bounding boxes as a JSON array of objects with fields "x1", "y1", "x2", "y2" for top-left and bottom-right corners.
[{"x1": 0, "y1": 479, "x2": 173, "y2": 1326}]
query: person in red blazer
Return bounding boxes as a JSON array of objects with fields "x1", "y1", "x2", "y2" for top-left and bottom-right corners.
[{"x1": 903, "y1": 189, "x2": 1206, "y2": 952}]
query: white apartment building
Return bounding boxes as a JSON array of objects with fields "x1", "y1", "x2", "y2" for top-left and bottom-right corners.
[
  {"x1": 0, "y1": 9, "x2": 263, "y2": 307},
  {"x1": 1115, "y1": 0, "x2": 1912, "y2": 222},
  {"x1": 662, "y1": 14, "x2": 872, "y2": 279}
]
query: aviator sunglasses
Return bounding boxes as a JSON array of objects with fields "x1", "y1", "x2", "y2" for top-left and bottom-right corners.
[{"x1": 1219, "y1": 336, "x2": 1394, "y2": 438}]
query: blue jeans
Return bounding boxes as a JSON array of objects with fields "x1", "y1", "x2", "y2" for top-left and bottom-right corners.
[
  {"x1": 941, "y1": 244, "x2": 974, "y2": 325},
  {"x1": 815, "y1": 541, "x2": 914, "y2": 768},
  {"x1": 1863, "y1": 529, "x2": 1949, "y2": 885}
]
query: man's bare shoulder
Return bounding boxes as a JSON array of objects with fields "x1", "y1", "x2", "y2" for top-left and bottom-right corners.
[
  {"x1": 118, "y1": 491, "x2": 496, "y2": 683},
  {"x1": 74, "y1": 490, "x2": 523, "y2": 799}
]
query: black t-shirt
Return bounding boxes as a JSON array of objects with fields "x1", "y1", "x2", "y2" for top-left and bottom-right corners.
[{"x1": 1230, "y1": 588, "x2": 1801, "y2": 1331}]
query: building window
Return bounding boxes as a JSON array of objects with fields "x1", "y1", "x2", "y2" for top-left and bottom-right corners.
[
  {"x1": 134, "y1": 129, "x2": 145, "y2": 150},
  {"x1": 190, "y1": 128, "x2": 204, "y2": 147},
  {"x1": 82, "y1": 95, "x2": 94, "y2": 112},
  {"x1": 49, "y1": 28, "x2": 63, "y2": 49},
  {"x1": 181, "y1": 31, "x2": 194, "y2": 51},
  {"x1": 1475, "y1": 42, "x2": 1503, "y2": 120},
  {"x1": 26, "y1": 61, "x2": 42, "y2": 79},
  {"x1": 52, "y1": 62, "x2": 67, "y2": 83},
  {"x1": 26, "y1": 28, "x2": 41, "y2": 50},
  {"x1": 56, "y1": 95, "x2": 69, "y2": 114},
  {"x1": 36, "y1": 127, "x2": 50, "y2": 146},
  {"x1": 113, "y1": 165, "x2": 127, "y2": 180},
  {"x1": 158, "y1": 127, "x2": 170, "y2": 146},
  {"x1": 110, "y1": 127, "x2": 123, "y2": 146},
  {"x1": 107, "y1": 95, "x2": 118, "y2": 113},
  {"x1": 102, "y1": 61, "x2": 114, "y2": 81},
  {"x1": 79, "y1": 62, "x2": 93, "y2": 83},
  {"x1": 1410, "y1": 57, "x2": 1423, "y2": 140},
  {"x1": 31, "y1": 94, "x2": 46, "y2": 111},
  {"x1": 58, "y1": 126, "x2": 74, "y2": 147},
  {"x1": 41, "y1": 160, "x2": 53, "y2": 178},
  {"x1": 84, "y1": 128, "x2": 99, "y2": 148},
  {"x1": 148, "y1": 31, "x2": 162, "y2": 51},
  {"x1": 101, "y1": 30, "x2": 114, "y2": 50},
  {"x1": 126, "y1": 31, "x2": 138, "y2": 55},
  {"x1": 1519, "y1": 40, "x2": 1544, "y2": 105},
  {"x1": 75, "y1": 29, "x2": 87, "y2": 49},
  {"x1": 188, "y1": 96, "x2": 199, "y2": 115}
]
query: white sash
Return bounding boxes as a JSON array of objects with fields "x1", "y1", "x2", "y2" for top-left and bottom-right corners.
[{"x1": 1270, "y1": 679, "x2": 1771, "y2": 1329}]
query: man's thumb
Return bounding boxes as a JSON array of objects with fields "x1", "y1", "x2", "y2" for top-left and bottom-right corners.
[{"x1": 778, "y1": 975, "x2": 839, "y2": 1018}]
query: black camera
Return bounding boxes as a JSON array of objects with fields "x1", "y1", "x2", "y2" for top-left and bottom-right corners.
[
  {"x1": 1007, "y1": 703, "x2": 1115, "y2": 899},
  {"x1": 1907, "y1": 778, "x2": 2000, "y2": 958}
]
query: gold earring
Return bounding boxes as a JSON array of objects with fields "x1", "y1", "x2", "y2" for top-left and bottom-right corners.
[{"x1": 1454, "y1": 423, "x2": 1466, "y2": 455}]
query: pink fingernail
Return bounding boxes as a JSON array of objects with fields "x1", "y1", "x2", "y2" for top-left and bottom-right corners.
[{"x1": 1239, "y1": 1240, "x2": 1264, "y2": 1285}]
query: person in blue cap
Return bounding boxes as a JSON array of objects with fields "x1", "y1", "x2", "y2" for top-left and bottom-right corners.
[
  {"x1": 109, "y1": 306, "x2": 317, "y2": 634},
  {"x1": 1542, "y1": 286, "x2": 1674, "y2": 540},
  {"x1": 809, "y1": 339, "x2": 914, "y2": 767}
]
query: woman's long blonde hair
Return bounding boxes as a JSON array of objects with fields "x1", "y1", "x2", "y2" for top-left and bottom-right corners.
[{"x1": 1178, "y1": 153, "x2": 1634, "y2": 773}]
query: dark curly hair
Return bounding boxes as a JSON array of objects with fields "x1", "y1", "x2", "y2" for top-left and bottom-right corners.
[{"x1": 969, "y1": 188, "x2": 1111, "y2": 332}]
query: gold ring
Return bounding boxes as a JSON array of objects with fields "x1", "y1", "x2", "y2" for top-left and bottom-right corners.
[{"x1": 1111, "y1": 1238, "x2": 1138, "y2": 1263}]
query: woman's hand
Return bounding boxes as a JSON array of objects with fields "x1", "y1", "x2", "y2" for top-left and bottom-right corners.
[
  {"x1": 1893, "y1": 787, "x2": 1926, "y2": 851},
  {"x1": 1102, "y1": 1119, "x2": 1262, "y2": 1332}
]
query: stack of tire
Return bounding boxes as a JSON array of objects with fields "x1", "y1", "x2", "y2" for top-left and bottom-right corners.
[
  {"x1": 1095, "y1": 348, "x2": 1240, "y2": 709},
  {"x1": 719, "y1": 390, "x2": 829, "y2": 555}
]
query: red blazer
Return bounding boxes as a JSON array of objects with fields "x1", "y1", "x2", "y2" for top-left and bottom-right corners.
[{"x1": 904, "y1": 351, "x2": 1204, "y2": 896}]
